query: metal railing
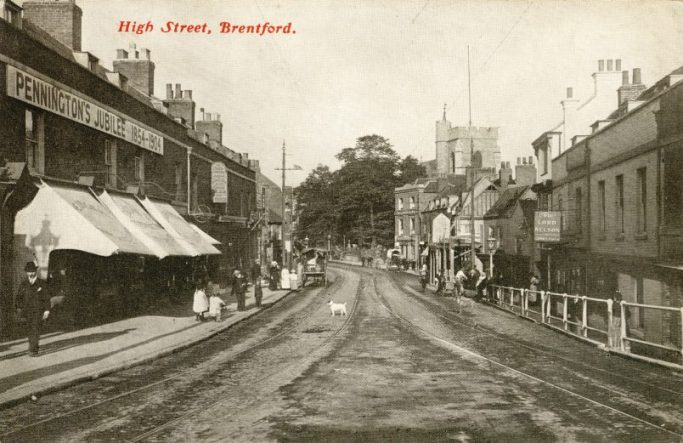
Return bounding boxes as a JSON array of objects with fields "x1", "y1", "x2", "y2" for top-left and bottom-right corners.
[{"x1": 488, "y1": 285, "x2": 683, "y2": 369}]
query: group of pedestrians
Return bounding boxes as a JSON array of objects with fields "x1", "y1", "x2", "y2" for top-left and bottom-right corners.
[
  {"x1": 192, "y1": 260, "x2": 265, "y2": 321},
  {"x1": 431, "y1": 266, "x2": 489, "y2": 301}
]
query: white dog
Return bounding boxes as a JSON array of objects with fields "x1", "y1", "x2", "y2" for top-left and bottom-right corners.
[{"x1": 328, "y1": 300, "x2": 347, "y2": 316}]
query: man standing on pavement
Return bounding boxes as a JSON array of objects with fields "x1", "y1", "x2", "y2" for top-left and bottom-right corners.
[
  {"x1": 16, "y1": 262, "x2": 50, "y2": 356},
  {"x1": 252, "y1": 259, "x2": 263, "y2": 307},
  {"x1": 235, "y1": 270, "x2": 247, "y2": 311}
]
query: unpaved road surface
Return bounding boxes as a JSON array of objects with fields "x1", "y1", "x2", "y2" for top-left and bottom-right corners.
[{"x1": 1, "y1": 264, "x2": 681, "y2": 442}]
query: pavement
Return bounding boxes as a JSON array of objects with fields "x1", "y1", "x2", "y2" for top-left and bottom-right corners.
[{"x1": 0, "y1": 283, "x2": 295, "y2": 409}]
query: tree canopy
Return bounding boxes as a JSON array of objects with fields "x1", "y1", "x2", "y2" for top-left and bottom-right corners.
[{"x1": 295, "y1": 135, "x2": 426, "y2": 249}]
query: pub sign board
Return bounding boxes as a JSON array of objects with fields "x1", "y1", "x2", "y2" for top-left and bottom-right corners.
[{"x1": 534, "y1": 211, "x2": 561, "y2": 243}]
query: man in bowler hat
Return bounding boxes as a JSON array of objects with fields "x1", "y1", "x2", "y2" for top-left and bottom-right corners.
[{"x1": 16, "y1": 262, "x2": 50, "y2": 356}]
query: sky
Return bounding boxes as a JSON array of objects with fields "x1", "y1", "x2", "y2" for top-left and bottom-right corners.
[{"x1": 54, "y1": 0, "x2": 683, "y2": 186}]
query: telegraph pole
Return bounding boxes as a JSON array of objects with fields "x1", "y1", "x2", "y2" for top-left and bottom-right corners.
[
  {"x1": 281, "y1": 141, "x2": 286, "y2": 268},
  {"x1": 275, "y1": 141, "x2": 302, "y2": 270},
  {"x1": 468, "y1": 45, "x2": 476, "y2": 269}
]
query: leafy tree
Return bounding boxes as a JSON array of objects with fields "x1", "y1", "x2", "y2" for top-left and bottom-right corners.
[
  {"x1": 295, "y1": 134, "x2": 426, "y2": 250},
  {"x1": 294, "y1": 165, "x2": 337, "y2": 247},
  {"x1": 399, "y1": 155, "x2": 427, "y2": 183}
]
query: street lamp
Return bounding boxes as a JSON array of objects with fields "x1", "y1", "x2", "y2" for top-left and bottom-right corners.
[
  {"x1": 487, "y1": 236, "x2": 498, "y2": 277},
  {"x1": 327, "y1": 234, "x2": 331, "y2": 252}
]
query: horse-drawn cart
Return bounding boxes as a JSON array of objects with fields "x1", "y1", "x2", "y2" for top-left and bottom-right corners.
[{"x1": 301, "y1": 248, "x2": 328, "y2": 287}]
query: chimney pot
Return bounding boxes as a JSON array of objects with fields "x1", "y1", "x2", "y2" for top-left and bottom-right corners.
[
  {"x1": 566, "y1": 87, "x2": 573, "y2": 99},
  {"x1": 622, "y1": 70, "x2": 629, "y2": 86},
  {"x1": 141, "y1": 48, "x2": 151, "y2": 60},
  {"x1": 517, "y1": 157, "x2": 521, "y2": 165},
  {"x1": 206, "y1": 112, "x2": 212, "y2": 121},
  {"x1": 506, "y1": 161, "x2": 511, "y2": 169},
  {"x1": 216, "y1": 113, "x2": 221, "y2": 121},
  {"x1": 523, "y1": 157, "x2": 528, "y2": 165},
  {"x1": 184, "y1": 90, "x2": 192, "y2": 100},
  {"x1": 175, "y1": 83, "x2": 182, "y2": 98},
  {"x1": 633, "y1": 68, "x2": 642, "y2": 85},
  {"x1": 528, "y1": 156, "x2": 533, "y2": 164},
  {"x1": 116, "y1": 49, "x2": 128, "y2": 59},
  {"x1": 598, "y1": 60, "x2": 605, "y2": 72},
  {"x1": 607, "y1": 59, "x2": 613, "y2": 71},
  {"x1": 500, "y1": 161, "x2": 506, "y2": 168},
  {"x1": 616, "y1": 59, "x2": 622, "y2": 71},
  {"x1": 166, "y1": 84, "x2": 173, "y2": 99}
]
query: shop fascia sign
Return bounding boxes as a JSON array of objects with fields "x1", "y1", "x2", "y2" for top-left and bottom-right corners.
[
  {"x1": 534, "y1": 211, "x2": 561, "y2": 243},
  {"x1": 211, "y1": 162, "x2": 228, "y2": 203},
  {"x1": 6, "y1": 65, "x2": 164, "y2": 155}
]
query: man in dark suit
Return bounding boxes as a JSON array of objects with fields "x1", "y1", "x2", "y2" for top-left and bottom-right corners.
[{"x1": 16, "y1": 262, "x2": 50, "y2": 356}]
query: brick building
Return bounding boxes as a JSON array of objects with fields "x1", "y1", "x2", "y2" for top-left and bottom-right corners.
[
  {"x1": 0, "y1": 0, "x2": 258, "y2": 335},
  {"x1": 546, "y1": 66, "x2": 683, "y2": 353},
  {"x1": 483, "y1": 158, "x2": 538, "y2": 286},
  {"x1": 394, "y1": 178, "x2": 434, "y2": 269}
]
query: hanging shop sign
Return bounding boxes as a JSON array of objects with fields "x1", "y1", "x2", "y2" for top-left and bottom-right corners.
[
  {"x1": 534, "y1": 211, "x2": 561, "y2": 242},
  {"x1": 211, "y1": 162, "x2": 228, "y2": 203},
  {"x1": 6, "y1": 65, "x2": 164, "y2": 155}
]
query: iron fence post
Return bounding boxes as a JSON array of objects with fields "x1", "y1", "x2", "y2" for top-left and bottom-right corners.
[{"x1": 582, "y1": 296, "x2": 588, "y2": 337}]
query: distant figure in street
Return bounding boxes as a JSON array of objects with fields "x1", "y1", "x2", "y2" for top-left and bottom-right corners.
[
  {"x1": 192, "y1": 285, "x2": 209, "y2": 321},
  {"x1": 608, "y1": 290, "x2": 631, "y2": 351},
  {"x1": 281, "y1": 268, "x2": 291, "y2": 290},
  {"x1": 235, "y1": 270, "x2": 247, "y2": 311},
  {"x1": 529, "y1": 274, "x2": 541, "y2": 306},
  {"x1": 269, "y1": 261, "x2": 280, "y2": 290},
  {"x1": 435, "y1": 272, "x2": 445, "y2": 296},
  {"x1": 251, "y1": 259, "x2": 261, "y2": 285},
  {"x1": 475, "y1": 272, "x2": 488, "y2": 301},
  {"x1": 454, "y1": 268, "x2": 468, "y2": 298},
  {"x1": 207, "y1": 292, "x2": 226, "y2": 321},
  {"x1": 230, "y1": 269, "x2": 240, "y2": 299},
  {"x1": 16, "y1": 262, "x2": 50, "y2": 356}
]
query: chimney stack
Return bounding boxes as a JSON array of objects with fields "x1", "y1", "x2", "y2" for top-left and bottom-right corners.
[
  {"x1": 633, "y1": 68, "x2": 642, "y2": 84},
  {"x1": 113, "y1": 43, "x2": 155, "y2": 96},
  {"x1": 618, "y1": 68, "x2": 646, "y2": 105},
  {"x1": 195, "y1": 109, "x2": 223, "y2": 145},
  {"x1": 23, "y1": 0, "x2": 83, "y2": 51},
  {"x1": 499, "y1": 161, "x2": 512, "y2": 188},
  {"x1": 163, "y1": 83, "x2": 196, "y2": 127},
  {"x1": 515, "y1": 156, "x2": 537, "y2": 187}
]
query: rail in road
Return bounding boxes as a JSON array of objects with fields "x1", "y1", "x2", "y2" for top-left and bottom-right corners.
[
  {"x1": 335, "y1": 263, "x2": 683, "y2": 441},
  {"x1": 0, "y1": 268, "x2": 360, "y2": 442}
]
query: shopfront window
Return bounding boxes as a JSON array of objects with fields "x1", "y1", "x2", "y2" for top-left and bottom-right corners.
[
  {"x1": 104, "y1": 139, "x2": 117, "y2": 187},
  {"x1": 134, "y1": 154, "x2": 145, "y2": 182},
  {"x1": 25, "y1": 109, "x2": 44, "y2": 174}
]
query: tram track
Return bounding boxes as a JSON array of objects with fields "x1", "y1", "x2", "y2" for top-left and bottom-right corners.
[
  {"x1": 384, "y1": 269, "x2": 683, "y2": 397},
  {"x1": 125, "y1": 269, "x2": 362, "y2": 442},
  {"x1": 362, "y1": 267, "x2": 683, "y2": 440},
  {"x1": 0, "y1": 268, "x2": 359, "y2": 442}
]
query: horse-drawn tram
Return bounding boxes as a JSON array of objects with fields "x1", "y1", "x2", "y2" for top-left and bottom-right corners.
[{"x1": 301, "y1": 247, "x2": 328, "y2": 287}]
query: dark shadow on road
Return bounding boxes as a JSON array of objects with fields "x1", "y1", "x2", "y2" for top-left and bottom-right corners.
[{"x1": 0, "y1": 322, "x2": 206, "y2": 393}]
